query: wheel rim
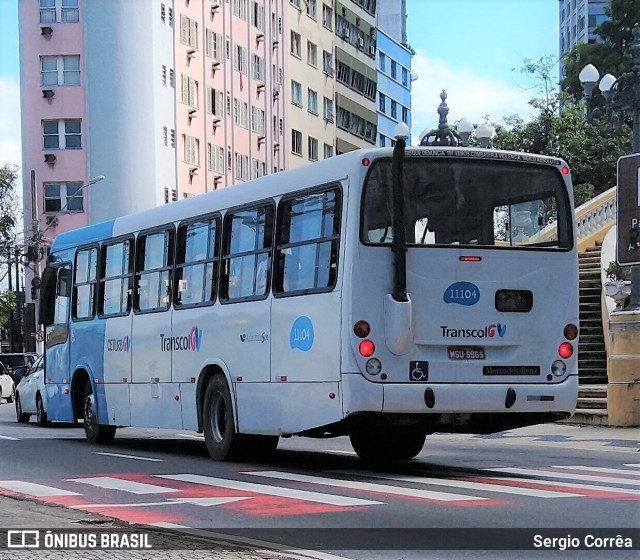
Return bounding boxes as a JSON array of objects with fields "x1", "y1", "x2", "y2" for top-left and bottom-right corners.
[{"x1": 209, "y1": 390, "x2": 227, "y2": 444}]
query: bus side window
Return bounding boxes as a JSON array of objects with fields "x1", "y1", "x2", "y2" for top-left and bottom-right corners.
[
  {"x1": 73, "y1": 246, "x2": 98, "y2": 320},
  {"x1": 274, "y1": 187, "x2": 341, "y2": 296},
  {"x1": 175, "y1": 217, "x2": 219, "y2": 307},
  {"x1": 221, "y1": 204, "x2": 274, "y2": 301},
  {"x1": 134, "y1": 228, "x2": 174, "y2": 312},
  {"x1": 99, "y1": 239, "x2": 133, "y2": 316}
]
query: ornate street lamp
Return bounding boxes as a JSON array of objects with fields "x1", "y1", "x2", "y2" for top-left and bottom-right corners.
[
  {"x1": 579, "y1": 23, "x2": 640, "y2": 310},
  {"x1": 418, "y1": 91, "x2": 493, "y2": 148}
]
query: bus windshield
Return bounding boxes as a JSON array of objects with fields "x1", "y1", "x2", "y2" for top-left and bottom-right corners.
[{"x1": 361, "y1": 157, "x2": 572, "y2": 249}]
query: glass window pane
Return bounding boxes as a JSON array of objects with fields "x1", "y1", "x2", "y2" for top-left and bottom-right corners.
[
  {"x1": 43, "y1": 120, "x2": 58, "y2": 134},
  {"x1": 229, "y1": 210, "x2": 259, "y2": 253},
  {"x1": 184, "y1": 222, "x2": 209, "y2": 262},
  {"x1": 64, "y1": 119, "x2": 81, "y2": 133},
  {"x1": 143, "y1": 233, "x2": 167, "y2": 269},
  {"x1": 105, "y1": 243, "x2": 127, "y2": 278}
]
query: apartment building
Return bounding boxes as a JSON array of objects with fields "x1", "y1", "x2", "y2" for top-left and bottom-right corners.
[
  {"x1": 19, "y1": 0, "x2": 286, "y2": 235},
  {"x1": 375, "y1": 0, "x2": 411, "y2": 146},
  {"x1": 558, "y1": 0, "x2": 609, "y2": 79}
]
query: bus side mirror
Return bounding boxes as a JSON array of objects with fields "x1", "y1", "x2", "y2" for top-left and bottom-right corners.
[{"x1": 38, "y1": 266, "x2": 56, "y2": 326}]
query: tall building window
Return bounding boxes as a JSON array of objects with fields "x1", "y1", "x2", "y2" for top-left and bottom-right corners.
[
  {"x1": 308, "y1": 89, "x2": 318, "y2": 114},
  {"x1": 181, "y1": 76, "x2": 199, "y2": 108},
  {"x1": 379, "y1": 52, "x2": 386, "y2": 72},
  {"x1": 291, "y1": 80, "x2": 302, "y2": 107},
  {"x1": 391, "y1": 60, "x2": 397, "y2": 80},
  {"x1": 251, "y1": 1, "x2": 265, "y2": 30},
  {"x1": 42, "y1": 119, "x2": 81, "y2": 149},
  {"x1": 322, "y1": 4, "x2": 333, "y2": 30},
  {"x1": 41, "y1": 55, "x2": 80, "y2": 86},
  {"x1": 207, "y1": 88, "x2": 224, "y2": 116},
  {"x1": 323, "y1": 97, "x2": 334, "y2": 122},
  {"x1": 322, "y1": 51, "x2": 334, "y2": 76},
  {"x1": 233, "y1": 45, "x2": 248, "y2": 74},
  {"x1": 234, "y1": 153, "x2": 249, "y2": 180},
  {"x1": 378, "y1": 92, "x2": 386, "y2": 113},
  {"x1": 323, "y1": 143, "x2": 333, "y2": 159},
  {"x1": 40, "y1": 0, "x2": 79, "y2": 23},
  {"x1": 207, "y1": 143, "x2": 225, "y2": 173},
  {"x1": 183, "y1": 134, "x2": 200, "y2": 165},
  {"x1": 391, "y1": 100, "x2": 397, "y2": 120},
  {"x1": 306, "y1": 0, "x2": 317, "y2": 18},
  {"x1": 292, "y1": 130, "x2": 302, "y2": 155},
  {"x1": 206, "y1": 30, "x2": 222, "y2": 60},
  {"x1": 43, "y1": 181, "x2": 84, "y2": 213},
  {"x1": 180, "y1": 15, "x2": 198, "y2": 49},
  {"x1": 290, "y1": 31, "x2": 301, "y2": 57},
  {"x1": 251, "y1": 158, "x2": 266, "y2": 179},
  {"x1": 233, "y1": 0, "x2": 248, "y2": 20},
  {"x1": 251, "y1": 106, "x2": 265, "y2": 134},
  {"x1": 251, "y1": 54, "x2": 265, "y2": 82},
  {"x1": 308, "y1": 137, "x2": 318, "y2": 161},
  {"x1": 233, "y1": 99, "x2": 248, "y2": 127},
  {"x1": 307, "y1": 41, "x2": 317, "y2": 67}
]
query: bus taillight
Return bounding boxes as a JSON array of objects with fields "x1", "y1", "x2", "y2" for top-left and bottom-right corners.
[
  {"x1": 558, "y1": 342, "x2": 573, "y2": 359},
  {"x1": 354, "y1": 320, "x2": 371, "y2": 338},
  {"x1": 563, "y1": 324, "x2": 578, "y2": 340},
  {"x1": 359, "y1": 340, "x2": 375, "y2": 357},
  {"x1": 561, "y1": 166, "x2": 570, "y2": 175}
]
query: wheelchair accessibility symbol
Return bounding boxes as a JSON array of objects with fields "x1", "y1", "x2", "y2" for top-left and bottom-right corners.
[{"x1": 410, "y1": 361, "x2": 429, "y2": 381}]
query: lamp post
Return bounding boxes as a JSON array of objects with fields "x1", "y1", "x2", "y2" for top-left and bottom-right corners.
[
  {"x1": 579, "y1": 24, "x2": 640, "y2": 311},
  {"x1": 418, "y1": 91, "x2": 494, "y2": 148}
]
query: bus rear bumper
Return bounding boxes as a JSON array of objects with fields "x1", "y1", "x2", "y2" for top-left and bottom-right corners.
[{"x1": 342, "y1": 374, "x2": 578, "y2": 417}]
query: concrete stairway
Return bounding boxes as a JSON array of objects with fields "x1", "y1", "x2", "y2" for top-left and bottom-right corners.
[{"x1": 570, "y1": 242, "x2": 608, "y2": 424}]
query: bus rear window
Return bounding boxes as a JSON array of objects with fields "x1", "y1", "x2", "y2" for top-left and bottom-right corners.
[{"x1": 361, "y1": 158, "x2": 572, "y2": 249}]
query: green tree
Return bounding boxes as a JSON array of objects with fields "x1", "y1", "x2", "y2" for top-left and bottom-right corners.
[{"x1": 0, "y1": 164, "x2": 20, "y2": 329}]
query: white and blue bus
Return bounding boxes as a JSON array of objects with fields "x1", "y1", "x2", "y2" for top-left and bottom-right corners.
[{"x1": 37, "y1": 143, "x2": 579, "y2": 462}]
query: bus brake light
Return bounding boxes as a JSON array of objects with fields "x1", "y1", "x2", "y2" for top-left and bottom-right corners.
[
  {"x1": 558, "y1": 342, "x2": 573, "y2": 359},
  {"x1": 561, "y1": 166, "x2": 570, "y2": 175},
  {"x1": 359, "y1": 340, "x2": 375, "y2": 357}
]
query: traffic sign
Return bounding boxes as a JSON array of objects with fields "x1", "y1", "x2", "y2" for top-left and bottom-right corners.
[{"x1": 616, "y1": 153, "x2": 640, "y2": 266}]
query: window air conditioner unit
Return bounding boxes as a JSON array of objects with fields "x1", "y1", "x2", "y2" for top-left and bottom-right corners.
[
  {"x1": 369, "y1": 45, "x2": 376, "y2": 56},
  {"x1": 45, "y1": 216, "x2": 58, "y2": 226},
  {"x1": 42, "y1": 89, "x2": 55, "y2": 99},
  {"x1": 44, "y1": 153, "x2": 56, "y2": 164},
  {"x1": 40, "y1": 26, "x2": 53, "y2": 37},
  {"x1": 358, "y1": 37, "x2": 365, "y2": 48},
  {"x1": 343, "y1": 25, "x2": 350, "y2": 37}
]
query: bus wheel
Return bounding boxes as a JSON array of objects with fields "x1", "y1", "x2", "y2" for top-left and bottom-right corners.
[
  {"x1": 83, "y1": 392, "x2": 116, "y2": 444},
  {"x1": 350, "y1": 427, "x2": 426, "y2": 463},
  {"x1": 203, "y1": 376, "x2": 242, "y2": 461}
]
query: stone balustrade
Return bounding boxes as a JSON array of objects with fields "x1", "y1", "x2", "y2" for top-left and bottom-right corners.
[{"x1": 575, "y1": 187, "x2": 617, "y2": 242}]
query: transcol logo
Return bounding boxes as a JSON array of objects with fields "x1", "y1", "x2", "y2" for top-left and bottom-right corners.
[
  {"x1": 106, "y1": 336, "x2": 130, "y2": 352},
  {"x1": 440, "y1": 324, "x2": 507, "y2": 338},
  {"x1": 160, "y1": 326, "x2": 202, "y2": 352}
]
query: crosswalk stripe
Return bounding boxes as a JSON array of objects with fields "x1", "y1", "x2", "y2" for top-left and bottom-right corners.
[
  {"x1": 242, "y1": 470, "x2": 487, "y2": 502},
  {"x1": 68, "y1": 477, "x2": 180, "y2": 494},
  {"x1": 70, "y1": 497, "x2": 250, "y2": 509},
  {"x1": 482, "y1": 476, "x2": 640, "y2": 497},
  {"x1": 553, "y1": 466, "x2": 640, "y2": 478},
  {"x1": 157, "y1": 474, "x2": 383, "y2": 507},
  {"x1": 0, "y1": 481, "x2": 80, "y2": 497},
  {"x1": 343, "y1": 472, "x2": 582, "y2": 498},
  {"x1": 489, "y1": 467, "x2": 640, "y2": 486}
]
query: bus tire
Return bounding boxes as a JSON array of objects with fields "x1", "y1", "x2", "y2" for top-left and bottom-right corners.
[
  {"x1": 83, "y1": 393, "x2": 116, "y2": 444},
  {"x1": 15, "y1": 394, "x2": 30, "y2": 423},
  {"x1": 350, "y1": 427, "x2": 426, "y2": 463},
  {"x1": 36, "y1": 394, "x2": 50, "y2": 427},
  {"x1": 203, "y1": 376, "x2": 242, "y2": 461}
]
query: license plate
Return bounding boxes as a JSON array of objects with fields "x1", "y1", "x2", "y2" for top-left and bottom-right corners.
[{"x1": 447, "y1": 346, "x2": 485, "y2": 360}]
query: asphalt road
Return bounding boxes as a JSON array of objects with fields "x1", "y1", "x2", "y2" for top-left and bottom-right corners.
[{"x1": 0, "y1": 398, "x2": 637, "y2": 559}]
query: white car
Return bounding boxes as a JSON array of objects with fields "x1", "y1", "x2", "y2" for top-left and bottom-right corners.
[
  {"x1": 15, "y1": 355, "x2": 48, "y2": 426},
  {"x1": 0, "y1": 366, "x2": 15, "y2": 403}
]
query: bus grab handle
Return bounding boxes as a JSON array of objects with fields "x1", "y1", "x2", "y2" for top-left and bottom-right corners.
[{"x1": 384, "y1": 293, "x2": 413, "y2": 355}]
